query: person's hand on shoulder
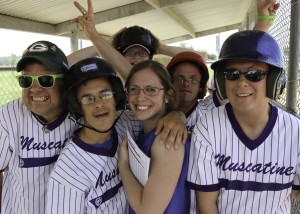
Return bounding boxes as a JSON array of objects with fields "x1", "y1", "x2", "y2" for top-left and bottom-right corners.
[{"x1": 155, "y1": 110, "x2": 187, "y2": 149}]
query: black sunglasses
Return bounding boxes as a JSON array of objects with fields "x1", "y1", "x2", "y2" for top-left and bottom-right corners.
[
  {"x1": 223, "y1": 69, "x2": 267, "y2": 82},
  {"x1": 16, "y1": 74, "x2": 64, "y2": 89}
]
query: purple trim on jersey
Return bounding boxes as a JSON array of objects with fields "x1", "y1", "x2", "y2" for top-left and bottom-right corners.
[
  {"x1": 32, "y1": 108, "x2": 69, "y2": 131},
  {"x1": 19, "y1": 155, "x2": 58, "y2": 168},
  {"x1": 186, "y1": 181, "x2": 220, "y2": 192},
  {"x1": 226, "y1": 103, "x2": 278, "y2": 150},
  {"x1": 90, "y1": 181, "x2": 123, "y2": 208},
  {"x1": 212, "y1": 91, "x2": 221, "y2": 107},
  {"x1": 72, "y1": 128, "x2": 118, "y2": 157},
  {"x1": 186, "y1": 179, "x2": 293, "y2": 192},
  {"x1": 129, "y1": 129, "x2": 191, "y2": 214},
  {"x1": 219, "y1": 178, "x2": 293, "y2": 191}
]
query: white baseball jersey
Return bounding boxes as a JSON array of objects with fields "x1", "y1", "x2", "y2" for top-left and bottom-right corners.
[
  {"x1": 45, "y1": 110, "x2": 141, "y2": 214},
  {"x1": 187, "y1": 104, "x2": 300, "y2": 214},
  {"x1": 0, "y1": 98, "x2": 79, "y2": 214},
  {"x1": 186, "y1": 92, "x2": 220, "y2": 133}
]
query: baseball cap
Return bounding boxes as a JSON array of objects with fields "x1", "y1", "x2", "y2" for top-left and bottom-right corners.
[{"x1": 17, "y1": 41, "x2": 68, "y2": 73}]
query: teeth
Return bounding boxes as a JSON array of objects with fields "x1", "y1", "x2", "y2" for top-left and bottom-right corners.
[
  {"x1": 137, "y1": 105, "x2": 149, "y2": 110},
  {"x1": 32, "y1": 96, "x2": 49, "y2": 101},
  {"x1": 237, "y1": 93, "x2": 250, "y2": 97}
]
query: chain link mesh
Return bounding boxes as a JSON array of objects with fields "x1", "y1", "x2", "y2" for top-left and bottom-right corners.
[
  {"x1": 246, "y1": 0, "x2": 300, "y2": 115},
  {"x1": 0, "y1": 69, "x2": 21, "y2": 105}
]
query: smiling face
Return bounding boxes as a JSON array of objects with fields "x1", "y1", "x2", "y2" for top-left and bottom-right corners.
[
  {"x1": 225, "y1": 59, "x2": 269, "y2": 115},
  {"x1": 123, "y1": 46, "x2": 150, "y2": 65},
  {"x1": 77, "y1": 77, "x2": 117, "y2": 132},
  {"x1": 21, "y1": 62, "x2": 64, "y2": 122},
  {"x1": 172, "y1": 62, "x2": 202, "y2": 110},
  {"x1": 127, "y1": 68, "x2": 168, "y2": 132}
]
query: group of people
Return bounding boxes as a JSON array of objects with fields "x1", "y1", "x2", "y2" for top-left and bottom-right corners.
[{"x1": 0, "y1": 0, "x2": 300, "y2": 214}]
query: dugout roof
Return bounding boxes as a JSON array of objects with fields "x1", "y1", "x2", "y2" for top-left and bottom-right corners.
[{"x1": 0, "y1": 0, "x2": 255, "y2": 44}]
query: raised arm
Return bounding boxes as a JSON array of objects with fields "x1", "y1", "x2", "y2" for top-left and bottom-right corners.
[
  {"x1": 153, "y1": 31, "x2": 208, "y2": 62},
  {"x1": 72, "y1": 0, "x2": 132, "y2": 81},
  {"x1": 253, "y1": 0, "x2": 280, "y2": 32},
  {"x1": 67, "y1": 46, "x2": 98, "y2": 66}
]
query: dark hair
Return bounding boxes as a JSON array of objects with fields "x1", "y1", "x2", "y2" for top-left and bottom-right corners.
[
  {"x1": 112, "y1": 26, "x2": 159, "y2": 58},
  {"x1": 125, "y1": 60, "x2": 178, "y2": 112}
]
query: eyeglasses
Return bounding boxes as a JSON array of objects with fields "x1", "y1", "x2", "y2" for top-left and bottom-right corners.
[
  {"x1": 124, "y1": 50, "x2": 149, "y2": 57},
  {"x1": 79, "y1": 90, "x2": 115, "y2": 105},
  {"x1": 173, "y1": 76, "x2": 200, "y2": 85},
  {"x1": 125, "y1": 85, "x2": 164, "y2": 96},
  {"x1": 16, "y1": 74, "x2": 64, "y2": 89},
  {"x1": 223, "y1": 69, "x2": 267, "y2": 82}
]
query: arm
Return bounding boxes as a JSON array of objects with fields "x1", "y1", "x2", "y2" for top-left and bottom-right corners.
[
  {"x1": 73, "y1": 0, "x2": 133, "y2": 81},
  {"x1": 196, "y1": 191, "x2": 218, "y2": 214},
  {"x1": 157, "y1": 44, "x2": 208, "y2": 62},
  {"x1": 67, "y1": 46, "x2": 98, "y2": 66},
  {"x1": 253, "y1": 0, "x2": 280, "y2": 32},
  {"x1": 292, "y1": 190, "x2": 300, "y2": 200},
  {"x1": 118, "y1": 136, "x2": 185, "y2": 214},
  {"x1": 155, "y1": 110, "x2": 187, "y2": 149}
]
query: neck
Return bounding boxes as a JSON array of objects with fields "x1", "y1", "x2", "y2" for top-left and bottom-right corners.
[
  {"x1": 178, "y1": 100, "x2": 198, "y2": 115},
  {"x1": 233, "y1": 101, "x2": 270, "y2": 140},
  {"x1": 142, "y1": 110, "x2": 166, "y2": 134},
  {"x1": 79, "y1": 127, "x2": 112, "y2": 144}
]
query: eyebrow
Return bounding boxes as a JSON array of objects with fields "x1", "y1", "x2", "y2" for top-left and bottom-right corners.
[{"x1": 80, "y1": 88, "x2": 112, "y2": 98}]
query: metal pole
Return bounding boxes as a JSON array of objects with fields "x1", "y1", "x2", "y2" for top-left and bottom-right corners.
[
  {"x1": 287, "y1": 0, "x2": 300, "y2": 112},
  {"x1": 68, "y1": 24, "x2": 79, "y2": 53}
]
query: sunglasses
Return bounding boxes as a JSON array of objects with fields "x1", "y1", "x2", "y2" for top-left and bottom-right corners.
[
  {"x1": 16, "y1": 74, "x2": 64, "y2": 89},
  {"x1": 79, "y1": 91, "x2": 115, "y2": 105},
  {"x1": 223, "y1": 69, "x2": 267, "y2": 82},
  {"x1": 125, "y1": 85, "x2": 164, "y2": 96}
]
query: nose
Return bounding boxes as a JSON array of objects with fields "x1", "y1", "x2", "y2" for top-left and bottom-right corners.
[
  {"x1": 29, "y1": 79, "x2": 42, "y2": 91},
  {"x1": 94, "y1": 97, "x2": 104, "y2": 108}
]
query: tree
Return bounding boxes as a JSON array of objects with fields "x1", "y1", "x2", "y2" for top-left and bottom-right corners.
[{"x1": 10, "y1": 54, "x2": 18, "y2": 67}]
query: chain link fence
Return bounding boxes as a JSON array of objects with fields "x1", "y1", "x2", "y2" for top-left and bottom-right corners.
[
  {"x1": 0, "y1": 68, "x2": 21, "y2": 105},
  {"x1": 246, "y1": 0, "x2": 299, "y2": 114},
  {"x1": 246, "y1": 0, "x2": 300, "y2": 213}
]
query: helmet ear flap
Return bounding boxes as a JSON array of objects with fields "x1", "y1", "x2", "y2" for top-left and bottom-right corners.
[
  {"x1": 266, "y1": 68, "x2": 284, "y2": 100},
  {"x1": 214, "y1": 63, "x2": 227, "y2": 100},
  {"x1": 67, "y1": 88, "x2": 83, "y2": 120}
]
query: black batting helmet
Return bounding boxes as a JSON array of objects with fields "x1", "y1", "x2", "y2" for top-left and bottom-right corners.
[{"x1": 65, "y1": 57, "x2": 125, "y2": 120}]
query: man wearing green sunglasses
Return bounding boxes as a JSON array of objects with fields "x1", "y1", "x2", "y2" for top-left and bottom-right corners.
[{"x1": 0, "y1": 41, "x2": 76, "y2": 214}]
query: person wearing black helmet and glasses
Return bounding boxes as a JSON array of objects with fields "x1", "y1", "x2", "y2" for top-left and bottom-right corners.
[
  {"x1": 186, "y1": 31, "x2": 300, "y2": 214},
  {"x1": 69, "y1": 0, "x2": 278, "y2": 82},
  {"x1": 46, "y1": 57, "x2": 131, "y2": 214}
]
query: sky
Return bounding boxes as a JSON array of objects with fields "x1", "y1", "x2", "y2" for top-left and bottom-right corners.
[{"x1": 0, "y1": 28, "x2": 236, "y2": 58}]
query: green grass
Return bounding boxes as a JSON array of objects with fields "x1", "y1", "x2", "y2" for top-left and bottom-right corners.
[{"x1": 0, "y1": 71, "x2": 21, "y2": 105}]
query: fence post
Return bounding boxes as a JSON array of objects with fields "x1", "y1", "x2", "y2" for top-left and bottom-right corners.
[{"x1": 287, "y1": 0, "x2": 300, "y2": 112}]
